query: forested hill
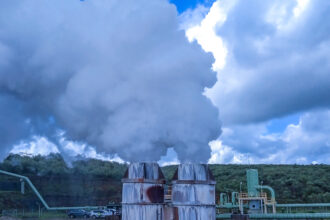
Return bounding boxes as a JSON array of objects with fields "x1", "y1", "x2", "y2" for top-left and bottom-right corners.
[
  {"x1": 163, "y1": 164, "x2": 330, "y2": 204},
  {"x1": 0, "y1": 154, "x2": 329, "y2": 209}
]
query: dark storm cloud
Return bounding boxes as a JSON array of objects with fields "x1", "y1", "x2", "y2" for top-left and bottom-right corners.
[{"x1": 0, "y1": 0, "x2": 221, "y2": 162}]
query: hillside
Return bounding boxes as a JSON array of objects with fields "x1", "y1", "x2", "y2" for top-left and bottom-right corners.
[{"x1": 0, "y1": 154, "x2": 329, "y2": 210}]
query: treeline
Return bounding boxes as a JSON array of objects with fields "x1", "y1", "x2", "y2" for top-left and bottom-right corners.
[
  {"x1": 0, "y1": 154, "x2": 127, "y2": 209},
  {"x1": 0, "y1": 153, "x2": 127, "y2": 179},
  {"x1": 209, "y1": 164, "x2": 330, "y2": 204},
  {"x1": 160, "y1": 164, "x2": 330, "y2": 203},
  {"x1": 0, "y1": 154, "x2": 329, "y2": 210}
]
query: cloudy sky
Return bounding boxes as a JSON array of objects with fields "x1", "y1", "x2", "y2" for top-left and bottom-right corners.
[
  {"x1": 1, "y1": 0, "x2": 330, "y2": 165},
  {"x1": 178, "y1": 0, "x2": 330, "y2": 164}
]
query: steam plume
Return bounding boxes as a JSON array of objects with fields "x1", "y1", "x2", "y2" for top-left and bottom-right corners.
[{"x1": 0, "y1": 0, "x2": 221, "y2": 162}]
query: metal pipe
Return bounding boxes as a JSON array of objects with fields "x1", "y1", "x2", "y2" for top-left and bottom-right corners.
[
  {"x1": 0, "y1": 170, "x2": 50, "y2": 209},
  {"x1": 218, "y1": 203, "x2": 330, "y2": 208},
  {"x1": 276, "y1": 203, "x2": 330, "y2": 207},
  {"x1": 216, "y1": 204, "x2": 247, "y2": 208},
  {"x1": 20, "y1": 178, "x2": 25, "y2": 194},
  {"x1": 216, "y1": 213, "x2": 231, "y2": 219},
  {"x1": 249, "y1": 213, "x2": 330, "y2": 219},
  {"x1": 231, "y1": 192, "x2": 238, "y2": 205},
  {"x1": 0, "y1": 169, "x2": 102, "y2": 211},
  {"x1": 256, "y1": 185, "x2": 275, "y2": 201},
  {"x1": 220, "y1": 193, "x2": 227, "y2": 205},
  {"x1": 216, "y1": 213, "x2": 330, "y2": 219}
]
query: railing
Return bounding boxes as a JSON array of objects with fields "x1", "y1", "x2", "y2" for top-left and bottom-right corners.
[
  {"x1": 239, "y1": 193, "x2": 248, "y2": 198},
  {"x1": 260, "y1": 192, "x2": 267, "y2": 198},
  {"x1": 164, "y1": 186, "x2": 172, "y2": 201},
  {"x1": 239, "y1": 192, "x2": 267, "y2": 199}
]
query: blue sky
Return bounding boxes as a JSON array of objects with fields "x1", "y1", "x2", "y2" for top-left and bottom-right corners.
[
  {"x1": 170, "y1": 0, "x2": 215, "y2": 13},
  {"x1": 266, "y1": 113, "x2": 301, "y2": 133},
  {"x1": 1, "y1": 0, "x2": 330, "y2": 164}
]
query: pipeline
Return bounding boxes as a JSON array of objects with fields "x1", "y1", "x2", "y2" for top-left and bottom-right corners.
[
  {"x1": 217, "y1": 213, "x2": 330, "y2": 219},
  {"x1": 256, "y1": 185, "x2": 275, "y2": 201},
  {"x1": 217, "y1": 204, "x2": 243, "y2": 209},
  {"x1": 231, "y1": 192, "x2": 238, "y2": 205},
  {"x1": 250, "y1": 213, "x2": 330, "y2": 219},
  {"x1": 220, "y1": 193, "x2": 228, "y2": 205},
  {"x1": 276, "y1": 203, "x2": 330, "y2": 207},
  {"x1": 217, "y1": 203, "x2": 330, "y2": 209},
  {"x1": 0, "y1": 169, "x2": 101, "y2": 211}
]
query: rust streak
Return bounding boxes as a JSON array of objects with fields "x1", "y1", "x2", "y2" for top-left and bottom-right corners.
[{"x1": 146, "y1": 185, "x2": 164, "y2": 203}]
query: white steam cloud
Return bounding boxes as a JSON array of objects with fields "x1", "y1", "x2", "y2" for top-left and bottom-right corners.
[{"x1": 0, "y1": 0, "x2": 221, "y2": 162}]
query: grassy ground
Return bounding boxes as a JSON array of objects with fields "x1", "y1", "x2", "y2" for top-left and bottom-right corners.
[{"x1": 1, "y1": 210, "x2": 67, "y2": 219}]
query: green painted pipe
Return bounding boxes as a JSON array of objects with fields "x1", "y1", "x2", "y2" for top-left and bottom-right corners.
[
  {"x1": 220, "y1": 193, "x2": 227, "y2": 205},
  {"x1": 0, "y1": 170, "x2": 103, "y2": 211},
  {"x1": 232, "y1": 192, "x2": 238, "y2": 205},
  {"x1": 276, "y1": 203, "x2": 330, "y2": 207},
  {"x1": 249, "y1": 213, "x2": 330, "y2": 219},
  {"x1": 256, "y1": 185, "x2": 275, "y2": 201},
  {"x1": 218, "y1": 203, "x2": 330, "y2": 210},
  {"x1": 216, "y1": 213, "x2": 232, "y2": 219},
  {"x1": 218, "y1": 203, "x2": 330, "y2": 208},
  {"x1": 217, "y1": 213, "x2": 330, "y2": 219}
]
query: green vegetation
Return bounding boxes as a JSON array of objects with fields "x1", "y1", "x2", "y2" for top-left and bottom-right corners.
[
  {"x1": 163, "y1": 164, "x2": 330, "y2": 203},
  {"x1": 0, "y1": 154, "x2": 127, "y2": 210},
  {"x1": 0, "y1": 154, "x2": 329, "y2": 211},
  {"x1": 208, "y1": 164, "x2": 330, "y2": 204}
]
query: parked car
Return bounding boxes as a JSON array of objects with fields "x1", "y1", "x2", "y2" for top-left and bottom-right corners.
[
  {"x1": 68, "y1": 209, "x2": 90, "y2": 218},
  {"x1": 104, "y1": 209, "x2": 115, "y2": 216},
  {"x1": 106, "y1": 204, "x2": 121, "y2": 216},
  {"x1": 90, "y1": 210, "x2": 106, "y2": 219}
]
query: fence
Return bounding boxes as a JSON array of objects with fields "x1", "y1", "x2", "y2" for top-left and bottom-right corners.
[{"x1": 1, "y1": 208, "x2": 67, "y2": 219}]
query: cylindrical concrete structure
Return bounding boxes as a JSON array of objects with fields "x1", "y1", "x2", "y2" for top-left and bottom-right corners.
[
  {"x1": 122, "y1": 162, "x2": 165, "y2": 220},
  {"x1": 171, "y1": 163, "x2": 216, "y2": 220}
]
